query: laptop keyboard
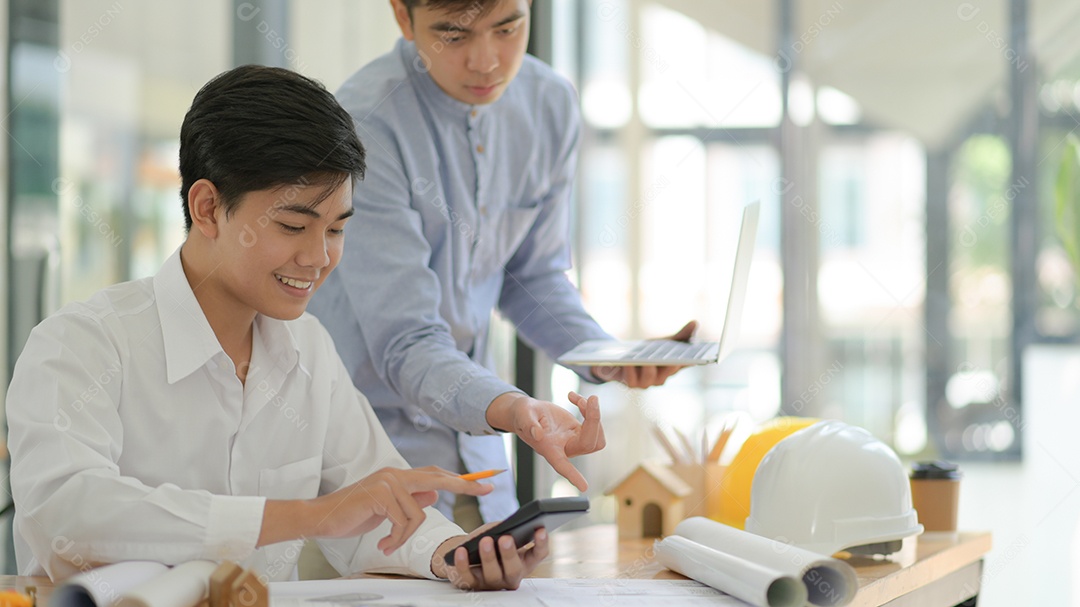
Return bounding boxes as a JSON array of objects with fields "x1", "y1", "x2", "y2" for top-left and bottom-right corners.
[{"x1": 623, "y1": 340, "x2": 715, "y2": 362}]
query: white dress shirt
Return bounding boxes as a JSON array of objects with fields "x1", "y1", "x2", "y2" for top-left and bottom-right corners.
[{"x1": 5, "y1": 249, "x2": 462, "y2": 580}]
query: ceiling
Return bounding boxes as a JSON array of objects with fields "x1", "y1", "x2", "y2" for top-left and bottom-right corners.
[{"x1": 656, "y1": 0, "x2": 1080, "y2": 148}]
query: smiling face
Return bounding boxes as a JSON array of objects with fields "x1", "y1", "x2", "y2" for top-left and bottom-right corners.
[
  {"x1": 393, "y1": 0, "x2": 531, "y2": 105},
  {"x1": 189, "y1": 177, "x2": 355, "y2": 323}
]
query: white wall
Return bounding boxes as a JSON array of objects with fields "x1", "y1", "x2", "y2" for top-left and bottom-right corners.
[
  {"x1": 1016, "y1": 345, "x2": 1080, "y2": 606},
  {"x1": 956, "y1": 462, "x2": 1026, "y2": 606}
]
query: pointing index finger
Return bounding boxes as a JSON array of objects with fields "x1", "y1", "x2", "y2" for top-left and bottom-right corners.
[{"x1": 538, "y1": 446, "x2": 588, "y2": 492}]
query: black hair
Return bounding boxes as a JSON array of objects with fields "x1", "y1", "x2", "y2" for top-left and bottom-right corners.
[
  {"x1": 179, "y1": 65, "x2": 365, "y2": 231},
  {"x1": 400, "y1": 0, "x2": 500, "y2": 21}
]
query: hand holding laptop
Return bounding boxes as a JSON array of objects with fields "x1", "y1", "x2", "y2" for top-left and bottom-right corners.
[
  {"x1": 557, "y1": 201, "x2": 760, "y2": 370},
  {"x1": 592, "y1": 320, "x2": 699, "y2": 388}
]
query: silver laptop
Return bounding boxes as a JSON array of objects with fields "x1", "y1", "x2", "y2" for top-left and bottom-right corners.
[{"x1": 557, "y1": 200, "x2": 759, "y2": 367}]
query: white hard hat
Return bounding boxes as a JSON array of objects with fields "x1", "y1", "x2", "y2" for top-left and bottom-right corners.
[{"x1": 743, "y1": 420, "x2": 923, "y2": 556}]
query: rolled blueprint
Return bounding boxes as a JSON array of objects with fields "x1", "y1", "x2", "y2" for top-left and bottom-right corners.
[
  {"x1": 655, "y1": 517, "x2": 858, "y2": 607},
  {"x1": 655, "y1": 535, "x2": 806, "y2": 607},
  {"x1": 116, "y1": 560, "x2": 218, "y2": 607},
  {"x1": 50, "y1": 561, "x2": 168, "y2": 607},
  {"x1": 50, "y1": 560, "x2": 224, "y2": 607}
]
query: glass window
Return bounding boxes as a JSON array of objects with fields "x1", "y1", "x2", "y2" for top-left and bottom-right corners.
[
  {"x1": 568, "y1": 1, "x2": 785, "y2": 502},
  {"x1": 1037, "y1": 71, "x2": 1080, "y2": 338},
  {"x1": 817, "y1": 132, "x2": 926, "y2": 444},
  {"x1": 639, "y1": 135, "x2": 707, "y2": 336},
  {"x1": 286, "y1": 0, "x2": 398, "y2": 90},
  {"x1": 638, "y1": 4, "x2": 780, "y2": 128},
  {"x1": 578, "y1": 144, "x2": 632, "y2": 335},
  {"x1": 57, "y1": 0, "x2": 231, "y2": 303},
  {"x1": 52, "y1": 2, "x2": 401, "y2": 305},
  {"x1": 580, "y1": 0, "x2": 631, "y2": 129},
  {"x1": 945, "y1": 135, "x2": 1014, "y2": 455}
]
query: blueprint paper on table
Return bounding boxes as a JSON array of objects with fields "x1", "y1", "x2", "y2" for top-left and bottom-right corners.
[{"x1": 270, "y1": 578, "x2": 750, "y2": 606}]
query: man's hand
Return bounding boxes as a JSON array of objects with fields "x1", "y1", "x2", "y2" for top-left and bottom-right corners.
[
  {"x1": 486, "y1": 391, "x2": 604, "y2": 491},
  {"x1": 592, "y1": 320, "x2": 698, "y2": 388},
  {"x1": 431, "y1": 523, "x2": 550, "y2": 590},
  {"x1": 258, "y1": 466, "x2": 493, "y2": 554}
]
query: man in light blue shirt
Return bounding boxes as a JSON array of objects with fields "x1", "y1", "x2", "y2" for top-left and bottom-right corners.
[{"x1": 308, "y1": 0, "x2": 693, "y2": 526}]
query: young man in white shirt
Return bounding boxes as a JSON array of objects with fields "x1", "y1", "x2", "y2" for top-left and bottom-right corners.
[{"x1": 5, "y1": 65, "x2": 548, "y2": 590}]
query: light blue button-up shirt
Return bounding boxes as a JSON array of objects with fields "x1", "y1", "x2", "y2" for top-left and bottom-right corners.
[{"x1": 308, "y1": 39, "x2": 611, "y2": 522}]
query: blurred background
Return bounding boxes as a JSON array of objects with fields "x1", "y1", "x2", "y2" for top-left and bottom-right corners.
[{"x1": 1, "y1": 0, "x2": 1079, "y2": 604}]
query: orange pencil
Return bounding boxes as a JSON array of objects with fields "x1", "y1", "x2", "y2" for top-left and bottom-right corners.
[{"x1": 459, "y1": 468, "x2": 506, "y2": 481}]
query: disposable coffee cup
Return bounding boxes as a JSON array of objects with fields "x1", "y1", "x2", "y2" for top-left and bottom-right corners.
[{"x1": 909, "y1": 461, "x2": 961, "y2": 533}]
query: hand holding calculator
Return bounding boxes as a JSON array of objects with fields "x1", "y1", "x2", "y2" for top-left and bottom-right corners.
[{"x1": 445, "y1": 496, "x2": 590, "y2": 565}]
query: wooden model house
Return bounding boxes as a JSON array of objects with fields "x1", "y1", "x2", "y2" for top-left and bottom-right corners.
[{"x1": 605, "y1": 461, "x2": 692, "y2": 540}]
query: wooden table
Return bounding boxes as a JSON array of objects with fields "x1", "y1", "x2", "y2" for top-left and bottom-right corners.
[
  {"x1": 0, "y1": 576, "x2": 49, "y2": 602},
  {"x1": 1, "y1": 526, "x2": 991, "y2": 606},
  {"x1": 532, "y1": 525, "x2": 991, "y2": 607}
]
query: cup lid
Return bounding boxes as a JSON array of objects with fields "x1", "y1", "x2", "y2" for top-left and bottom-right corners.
[{"x1": 910, "y1": 460, "x2": 961, "y2": 479}]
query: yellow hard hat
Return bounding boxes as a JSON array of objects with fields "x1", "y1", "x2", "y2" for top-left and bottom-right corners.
[{"x1": 716, "y1": 416, "x2": 819, "y2": 528}]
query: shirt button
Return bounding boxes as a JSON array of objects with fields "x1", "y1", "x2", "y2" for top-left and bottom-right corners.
[
  {"x1": 476, "y1": 144, "x2": 485, "y2": 153},
  {"x1": 471, "y1": 110, "x2": 478, "y2": 118}
]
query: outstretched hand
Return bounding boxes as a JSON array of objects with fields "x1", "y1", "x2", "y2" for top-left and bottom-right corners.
[
  {"x1": 486, "y1": 391, "x2": 604, "y2": 491},
  {"x1": 592, "y1": 320, "x2": 698, "y2": 388}
]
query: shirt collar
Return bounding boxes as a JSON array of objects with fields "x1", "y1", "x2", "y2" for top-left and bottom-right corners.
[
  {"x1": 399, "y1": 38, "x2": 490, "y2": 119},
  {"x1": 153, "y1": 248, "x2": 300, "y2": 384},
  {"x1": 252, "y1": 311, "x2": 301, "y2": 380}
]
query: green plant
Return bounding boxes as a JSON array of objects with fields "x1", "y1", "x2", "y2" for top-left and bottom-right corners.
[{"x1": 1055, "y1": 133, "x2": 1080, "y2": 283}]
